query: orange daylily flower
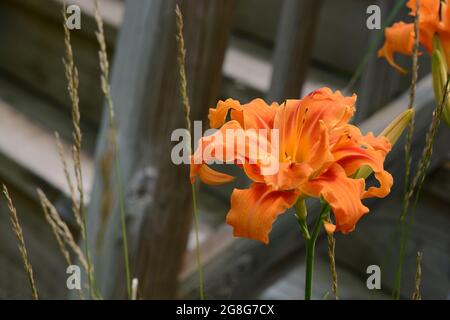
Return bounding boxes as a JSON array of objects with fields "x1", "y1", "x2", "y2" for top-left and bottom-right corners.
[
  {"x1": 190, "y1": 88, "x2": 393, "y2": 244},
  {"x1": 379, "y1": 0, "x2": 450, "y2": 73}
]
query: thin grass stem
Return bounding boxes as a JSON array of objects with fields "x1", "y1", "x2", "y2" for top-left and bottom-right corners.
[
  {"x1": 176, "y1": 4, "x2": 205, "y2": 300},
  {"x1": 392, "y1": 1, "x2": 419, "y2": 298},
  {"x1": 3, "y1": 185, "x2": 39, "y2": 300},
  {"x1": 62, "y1": 6, "x2": 98, "y2": 299},
  {"x1": 94, "y1": 0, "x2": 132, "y2": 298},
  {"x1": 412, "y1": 251, "x2": 422, "y2": 300},
  {"x1": 325, "y1": 214, "x2": 338, "y2": 299}
]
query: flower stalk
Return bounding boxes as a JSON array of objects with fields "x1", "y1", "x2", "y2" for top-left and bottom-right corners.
[
  {"x1": 295, "y1": 200, "x2": 330, "y2": 300},
  {"x1": 94, "y1": 0, "x2": 131, "y2": 298},
  {"x1": 176, "y1": 4, "x2": 205, "y2": 300}
]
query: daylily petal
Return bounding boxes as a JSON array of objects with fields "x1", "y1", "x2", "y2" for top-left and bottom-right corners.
[
  {"x1": 407, "y1": 0, "x2": 440, "y2": 19},
  {"x1": 190, "y1": 120, "x2": 242, "y2": 184},
  {"x1": 378, "y1": 22, "x2": 415, "y2": 73},
  {"x1": 191, "y1": 165, "x2": 235, "y2": 185},
  {"x1": 264, "y1": 162, "x2": 312, "y2": 190},
  {"x1": 301, "y1": 88, "x2": 356, "y2": 129},
  {"x1": 324, "y1": 221, "x2": 336, "y2": 234},
  {"x1": 361, "y1": 132, "x2": 392, "y2": 155},
  {"x1": 273, "y1": 99, "x2": 307, "y2": 162},
  {"x1": 308, "y1": 121, "x2": 334, "y2": 176},
  {"x1": 208, "y1": 99, "x2": 243, "y2": 128},
  {"x1": 274, "y1": 88, "x2": 354, "y2": 165},
  {"x1": 208, "y1": 98, "x2": 278, "y2": 131},
  {"x1": 242, "y1": 163, "x2": 265, "y2": 183},
  {"x1": 331, "y1": 125, "x2": 393, "y2": 198},
  {"x1": 333, "y1": 132, "x2": 393, "y2": 200},
  {"x1": 240, "y1": 98, "x2": 279, "y2": 130},
  {"x1": 331, "y1": 128, "x2": 391, "y2": 175},
  {"x1": 301, "y1": 164, "x2": 369, "y2": 234},
  {"x1": 192, "y1": 120, "x2": 242, "y2": 163},
  {"x1": 409, "y1": 0, "x2": 443, "y2": 53},
  {"x1": 421, "y1": 19, "x2": 440, "y2": 54},
  {"x1": 363, "y1": 170, "x2": 393, "y2": 199},
  {"x1": 226, "y1": 183, "x2": 299, "y2": 244},
  {"x1": 191, "y1": 119, "x2": 276, "y2": 184}
]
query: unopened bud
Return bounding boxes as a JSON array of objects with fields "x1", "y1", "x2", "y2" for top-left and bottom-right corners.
[
  {"x1": 380, "y1": 109, "x2": 415, "y2": 146},
  {"x1": 431, "y1": 36, "x2": 450, "y2": 126},
  {"x1": 355, "y1": 109, "x2": 414, "y2": 179}
]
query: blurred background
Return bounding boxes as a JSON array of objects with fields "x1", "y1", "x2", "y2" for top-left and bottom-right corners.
[{"x1": 0, "y1": 0, "x2": 448, "y2": 299}]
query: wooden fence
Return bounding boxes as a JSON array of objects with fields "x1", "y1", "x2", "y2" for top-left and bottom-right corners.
[{"x1": 0, "y1": 0, "x2": 449, "y2": 299}]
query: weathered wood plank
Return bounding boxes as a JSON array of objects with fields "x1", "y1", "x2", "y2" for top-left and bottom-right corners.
[
  {"x1": 267, "y1": 0, "x2": 323, "y2": 102},
  {"x1": 0, "y1": 75, "x2": 97, "y2": 153},
  {"x1": 86, "y1": 0, "x2": 235, "y2": 299},
  {"x1": 180, "y1": 75, "x2": 450, "y2": 299},
  {"x1": 0, "y1": 97, "x2": 93, "y2": 207},
  {"x1": 0, "y1": 0, "x2": 120, "y2": 127},
  {"x1": 234, "y1": 0, "x2": 377, "y2": 75}
]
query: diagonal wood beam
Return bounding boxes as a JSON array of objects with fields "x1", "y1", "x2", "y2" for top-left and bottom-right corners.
[
  {"x1": 267, "y1": 0, "x2": 324, "y2": 102},
  {"x1": 86, "y1": 0, "x2": 235, "y2": 299}
]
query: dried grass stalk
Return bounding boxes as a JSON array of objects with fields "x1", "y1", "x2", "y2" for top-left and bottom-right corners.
[
  {"x1": 55, "y1": 132, "x2": 82, "y2": 231},
  {"x1": 402, "y1": 0, "x2": 420, "y2": 205},
  {"x1": 176, "y1": 4, "x2": 204, "y2": 300},
  {"x1": 62, "y1": 6, "x2": 96, "y2": 298},
  {"x1": 37, "y1": 189, "x2": 84, "y2": 299},
  {"x1": 93, "y1": 0, "x2": 132, "y2": 298},
  {"x1": 412, "y1": 251, "x2": 422, "y2": 300},
  {"x1": 3, "y1": 185, "x2": 39, "y2": 300},
  {"x1": 94, "y1": 0, "x2": 114, "y2": 121},
  {"x1": 176, "y1": 5, "x2": 192, "y2": 133},
  {"x1": 326, "y1": 232, "x2": 338, "y2": 299},
  {"x1": 393, "y1": 1, "x2": 420, "y2": 299},
  {"x1": 410, "y1": 80, "x2": 450, "y2": 198},
  {"x1": 62, "y1": 8, "x2": 84, "y2": 236},
  {"x1": 37, "y1": 189, "x2": 88, "y2": 272}
]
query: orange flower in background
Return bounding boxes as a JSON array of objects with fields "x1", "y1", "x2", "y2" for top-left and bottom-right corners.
[
  {"x1": 190, "y1": 88, "x2": 393, "y2": 244},
  {"x1": 379, "y1": 0, "x2": 450, "y2": 73}
]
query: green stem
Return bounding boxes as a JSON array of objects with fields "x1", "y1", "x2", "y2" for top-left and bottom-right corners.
[
  {"x1": 304, "y1": 239, "x2": 315, "y2": 300},
  {"x1": 114, "y1": 149, "x2": 132, "y2": 299},
  {"x1": 392, "y1": 1, "x2": 419, "y2": 298},
  {"x1": 393, "y1": 78, "x2": 450, "y2": 299},
  {"x1": 107, "y1": 116, "x2": 131, "y2": 298},
  {"x1": 295, "y1": 201, "x2": 330, "y2": 300},
  {"x1": 306, "y1": 203, "x2": 330, "y2": 300},
  {"x1": 80, "y1": 206, "x2": 94, "y2": 299},
  {"x1": 191, "y1": 183, "x2": 204, "y2": 300},
  {"x1": 77, "y1": 160, "x2": 100, "y2": 299}
]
